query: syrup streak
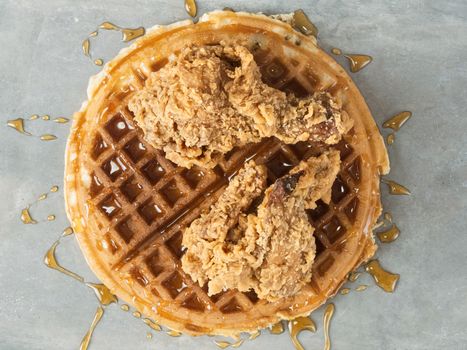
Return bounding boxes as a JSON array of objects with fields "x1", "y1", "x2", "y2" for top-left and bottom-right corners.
[
  {"x1": 79, "y1": 306, "x2": 104, "y2": 350},
  {"x1": 288, "y1": 316, "x2": 316, "y2": 350},
  {"x1": 365, "y1": 260, "x2": 400, "y2": 293},
  {"x1": 44, "y1": 240, "x2": 84, "y2": 282},
  {"x1": 323, "y1": 304, "x2": 335, "y2": 350},
  {"x1": 344, "y1": 54, "x2": 372, "y2": 73},
  {"x1": 382, "y1": 179, "x2": 411, "y2": 195},
  {"x1": 185, "y1": 0, "x2": 197, "y2": 17}
]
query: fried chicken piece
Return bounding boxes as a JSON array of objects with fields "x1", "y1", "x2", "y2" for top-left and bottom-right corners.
[
  {"x1": 129, "y1": 43, "x2": 351, "y2": 168},
  {"x1": 181, "y1": 150, "x2": 341, "y2": 301}
]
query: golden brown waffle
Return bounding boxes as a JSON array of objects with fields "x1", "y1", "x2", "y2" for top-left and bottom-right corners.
[{"x1": 65, "y1": 11, "x2": 389, "y2": 336}]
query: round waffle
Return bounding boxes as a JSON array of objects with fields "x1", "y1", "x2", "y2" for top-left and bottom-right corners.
[{"x1": 65, "y1": 11, "x2": 389, "y2": 336}]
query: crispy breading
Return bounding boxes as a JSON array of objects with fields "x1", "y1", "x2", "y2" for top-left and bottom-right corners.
[
  {"x1": 181, "y1": 150, "x2": 341, "y2": 301},
  {"x1": 129, "y1": 44, "x2": 351, "y2": 168}
]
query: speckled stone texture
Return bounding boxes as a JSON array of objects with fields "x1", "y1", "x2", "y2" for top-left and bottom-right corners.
[{"x1": 0, "y1": 1, "x2": 466, "y2": 349}]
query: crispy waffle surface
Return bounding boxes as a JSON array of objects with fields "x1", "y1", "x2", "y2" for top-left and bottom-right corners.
[{"x1": 65, "y1": 11, "x2": 389, "y2": 336}]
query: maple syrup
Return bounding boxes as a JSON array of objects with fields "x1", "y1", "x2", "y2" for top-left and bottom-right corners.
[
  {"x1": 94, "y1": 59, "x2": 104, "y2": 66},
  {"x1": 143, "y1": 318, "x2": 161, "y2": 331},
  {"x1": 120, "y1": 304, "x2": 130, "y2": 311},
  {"x1": 340, "y1": 288, "x2": 350, "y2": 295},
  {"x1": 377, "y1": 224, "x2": 400, "y2": 243},
  {"x1": 21, "y1": 208, "x2": 37, "y2": 224},
  {"x1": 44, "y1": 241, "x2": 84, "y2": 282},
  {"x1": 382, "y1": 179, "x2": 411, "y2": 195},
  {"x1": 331, "y1": 48, "x2": 342, "y2": 55},
  {"x1": 40, "y1": 134, "x2": 57, "y2": 141},
  {"x1": 54, "y1": 117, "x2": 69, "y2": 123},
  {"x1": 86, "y1": 282, "x2": 117, "y2": 305},
  {"x1": 387, "y1": 133, "x2": 395, "y2": 145},
  {"x1": 30, "y1": 114, "x2": 39, "y2": 120},
  {"x1": 185, "y1": 0, "x2": 197, "y2": 18},
  {"x1": 132, "y1": 311, "x2": 141, "y2": 318},
  {"x1": 293, "y1": 9, "x2": 318, "y2": 37},
  {"x1": 344, "y1": 54, "x2": 372, "y2": 73},
  {"x1": 38, "y1": 193, "x2": 47, "y2": 201},
  {"x1": 249, "y1": 330, "x2": 260, "y2": 340},
  {"x1": 323, "y1": 304, "x2": 335, "y2": 350},
  {"x1": 365, "y1": 260, "x2": 399, "y2": 292},
  {"x1": 121, "y1": 27, "x2": 145, "y2": 42},
  {"x1": 269, "y1": 321, "x2": 284, "y2": 334},
  {"x1": 80, "y1": 306, "x2": 104, "y2": 350},
  {"x1": 62, "y1": 227, "x2": 74, "y2": 236},
  {"x1": 348, "y1": 271, "x2": 361, "y2": 282},
  {"x1": 383, "y1": 111, "x2": 412, "y2": 131},
  {"x1": 167, "y1": 329, "x2": 182, "y2": 337},
  {"x1": 82, "y1": 38, "x2": 90, "y2": 56},
  {"x1": 7, "y1": 118, "x2": 30, "y2": 135},
  {"x1": 42, "y1": 115, "x2": 50, "y2": 121},
  {"x1": 355, "y1": 285, "x2": 368, "y2": 292},
  {"x1": 214, "y1": 340, "x2": 231, "y2": 349},
  {"x1": 288, "y1": 316, "x2": 316, "y2": 350},
  {"x1": 50, "y1": 185, "x2": 59, "y2": 192},
  {"x1": 47, "y1": 214, "x2": 56, "y2": 221}
]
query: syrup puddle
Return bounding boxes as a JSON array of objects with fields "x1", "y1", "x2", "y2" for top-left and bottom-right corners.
[
  {"x1": 344, "y1": 54, "x2": 373, "y2": 73},
  {"x1": 377, "y1": 224, "x2": 400, "y2": 243},
  {"x1": 82, "y1": 21, "x2": 145, "y2": 66},
  {"x1": 288, "y1": 316, "x2": 316, "y2": 350},
  {"x1": 80, "y1": 306, "x2": 104, "y2": 350},
  {"x1": 365, "y1": 260, "x2": 399, "y2": 292},
  {"x1": 185, "y1": 0, "x2": 197, "y2": 17},
  {"x1": 382, "y1": 179, "x2": 411, "y2": 195}
]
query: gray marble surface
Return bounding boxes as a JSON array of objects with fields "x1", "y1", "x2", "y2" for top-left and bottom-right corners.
[{"x1": 1, "y1": 1, "x2": 466, "y2": 349}]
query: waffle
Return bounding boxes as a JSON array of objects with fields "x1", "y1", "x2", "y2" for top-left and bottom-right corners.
[{"x1": 65, "y1": 11, "x2": 389, "y2": 336}]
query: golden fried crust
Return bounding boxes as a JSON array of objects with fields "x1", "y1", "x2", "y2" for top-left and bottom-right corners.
[
  {"x1": 181, "y1": 150, "x2": 341, "y2": 301},
  {"x1": 129, "y1": 44, "x2": 351, "y2": 168}
]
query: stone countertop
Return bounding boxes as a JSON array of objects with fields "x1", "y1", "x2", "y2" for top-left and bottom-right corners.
[{"x1": 0, "y1": 1, "x2": 466, "y2": 349}]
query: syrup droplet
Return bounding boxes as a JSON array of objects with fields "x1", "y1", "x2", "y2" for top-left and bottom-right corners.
[
  {"x1": 47, "y1": 214, "x2": 56, "y2": 221},
  {"x1": 50, "y1": 185, "x2": 59, "y2": 192},
  {"x1": 269, "y1": 321, "x2": 285, "y2": 334},
  {"x1": 38, "y1": 193, "x2": 47, "y2": 201},
  {"x1": 185, "y1": 0, "x2": 197, "y2": 17},
  {"x1": 293, "y1": 9, "x2": 318, "y2": 37},
  {"x1": 249, "y1": 330, "x2": 260, "y2": 340},
  {"x1": 86, "y1": 282, "x2": 117, "y2": 305},
  {"x1": 121, "y1": 27, "x2": 145, "y2": 42},
  {"x1": 79, "y1": 306, "x2": 104, "y2": 350},
  {"x1": 288, "y1": 316, "x2": 316, "y2": 350},
  {"x1": 387, "y1": 133, "x2": 395, "y2": 145},
  {"x1": 132, "y1": 311, "x2": 141, "y2": 318},
  {"x1": 82, "y1": 39, "x2": 90, "y2": 56},
  {"x1": 365, "y1": 260, "x2": 400, "y2": 292},
  {"x1": 54, "y1": 117, "x2": 70, "y2": 123},
  {"x1": 167, "y1": 329, "x2": 182, "y2": 337},
  {"x1": 384, "y1": 212, "x2": 393, "y2": 223},
  {"x1": 120, "y1": 304, "x2": 130, "y2": 311},
  {"x1": 355, "y1": 285, "x2": 368, "y2": 292},
  {"x1": 21, "y1": 208, "x2": 37, "y2": 224},
  {"x1": 62, "y1": 226, "x2": 74, "y2": 236},
  {"x1": 40, "y1": 134, "x2": 57, "y2": 141},
  {"x1": 146, "y1": 332, "x2": 153, "y2": 339},
  {"x1": 94, "y1": 58, "x2": 104, "y2": 66},
  {"x1": 348, "y1": 272, "x2": 361, "y2": 282},
  {"x1": 143, "y1": 318, "x2": 161, "y2": 331},
  {"x1": 344, "y1": 54, "x2": 372, "y2": 73},
  {"x1": 89, "y1": 30, "x2": 98, "y2": 37},
  {"x1": 44, "y1": 240, "x2": 84, "y2": 282},
  {"x1": 382, "y1": 179, "x2": 411, "y2": 195},
  {"x1": 377, "y1": 224, "x2": 400, "y2": 243},
  {"x1": 42, "y1": 115, "x2": 50, "y2": 121},
  {"x1": 99, "y1": 21, "x2": 119, "y2": 30},
  {"x1": 340, "y1": 288, "x2": 351, "y2": 295},
  {"x1": 383, "y1": 111, "x2": 412, "y2": 131},
  {"x1": 7, "y1": 118, "x2": 31, "y2": 135},
  {"x1": 331, "y1": 48, "x2": 342, "y2": 55},
  {"x1": 30, "y1": 114, "x2": 39, "y2": 120},
  {"x1": 215, "y1": 340, "x2": 231, "y2": 349},
  {"x1": 323, "y1": 303, "x2": 335, "y2": 350}
]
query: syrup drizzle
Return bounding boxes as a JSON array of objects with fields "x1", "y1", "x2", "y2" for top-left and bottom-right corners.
[
  {"x1": 185, "y1": 0, "x2": 197, "y2": 18},
  {"x1": 7, "y1": 116, "x2": 66, "y2": 139},
  {"x1": 269, "y1": 322, "x2": 285, "y2": 334},
  {"x1": 44, "y1": 241, "x2": 84, "y2": 282},
  {"x1": 323, "y1": 304, "x2": 335, "y2": 350},
  {"x1": 79, "y1": 306, "x2": 104, "y2": 350},
  {"x1": 288, "y1": 316, "x2": 316, "y2": 350},
  {"x1": 382, "y1": 179, "x2": 411, "y2": 195},
  {"x1": 293, "y1": 9, "x2": 318, "y2": 37},
  {"x1": 383, "y1": 111, "x2": 412, "y2": 131},
  {"x1": 344, "y1": 54, "x2": 372, "y2": 73},
  {"x1": 377, "y1": 224, "x2": 400, "y2": 243},
  {"x1": 86, "y1": 283, "x2": 118, "y2": 306},
  {"x1": 365, "y1": 260, "x2": 399, "y2": 292}
]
